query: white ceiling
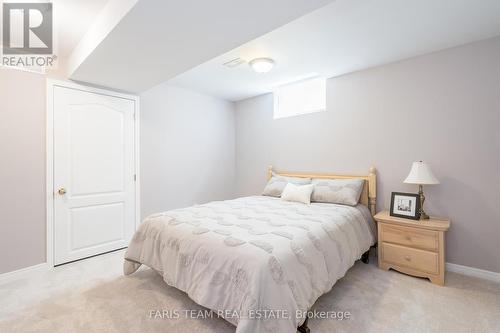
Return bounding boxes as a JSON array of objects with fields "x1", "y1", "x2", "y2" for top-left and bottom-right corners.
[
  {"x1": 0, "y1": 0, "x2": 108, "y2": 66},
  {"x1": 68, "y1": 0, "x2": 334, "y2": 92},
  {"x1": 169, "y1": 0, "x2": 500, "y2": 101},
  {"x1": 54, "y1": 0, "x2": 109, "y2": 59}
]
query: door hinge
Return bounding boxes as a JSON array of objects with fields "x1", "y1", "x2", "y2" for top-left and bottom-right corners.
[{"x1": 134, "y1": 174, "x2": 137, "y2": 181}]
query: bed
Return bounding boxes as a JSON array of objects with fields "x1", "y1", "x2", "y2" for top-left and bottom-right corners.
[{"x1": 124, "y1": 167, "x2": 377, "y2": 333}]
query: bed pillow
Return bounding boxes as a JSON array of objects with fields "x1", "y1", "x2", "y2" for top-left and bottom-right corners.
[
  {"x1": 281, "y1": 183, "x2": 314, "y2": 204},
  {"x1": 311, "y1": 178, "x2": 365, "y2": 206},
  {"x1": 262, "y1": 173, "x2": 311, "y2": 197}
]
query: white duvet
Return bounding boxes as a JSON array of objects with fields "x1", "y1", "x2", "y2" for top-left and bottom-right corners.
[{"x1": 124, "y1": 196, "x2": 376, "y2": 333}]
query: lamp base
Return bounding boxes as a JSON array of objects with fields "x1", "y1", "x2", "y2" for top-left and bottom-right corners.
[
  {"x1": 418, "y1": 184, "x2": 430, "y2": 220},
  {"x1": 419, "y1": 211, "x2": 430, "y2": 220}
]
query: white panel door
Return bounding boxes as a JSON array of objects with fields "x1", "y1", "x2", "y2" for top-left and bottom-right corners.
[{"x1": 53, "y1": 86, "x2": 136, "y2": 265}]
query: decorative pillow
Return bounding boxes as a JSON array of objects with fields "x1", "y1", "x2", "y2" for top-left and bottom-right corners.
[
  {"x1": 311, "y1": 178, "x2": 364, "y2": 206},
  {"x1": 262, "y1": 173, "x2": 311, "y2": 197},
  {"x1": 281, "y1": 183, "x2": 314, "y2": 204}
]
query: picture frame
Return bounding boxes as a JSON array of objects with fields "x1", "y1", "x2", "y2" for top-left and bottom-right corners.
[{"x1": 390, "y1": 192, "x2": 421, "y2": 220}]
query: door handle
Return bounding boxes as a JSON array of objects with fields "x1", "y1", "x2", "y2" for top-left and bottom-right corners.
[{"x1": 58, "y1": 188, "x2": 67, "y2": 195}]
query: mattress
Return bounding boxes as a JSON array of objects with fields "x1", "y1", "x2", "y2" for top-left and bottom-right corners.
[{"x1": 124, "y1": 195, "x2": 376, "y2": 333}]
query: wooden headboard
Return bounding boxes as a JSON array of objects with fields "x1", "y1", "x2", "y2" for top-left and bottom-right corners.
[{"x1": 268, "y1": 166, "x2": 377, "y2": 216}]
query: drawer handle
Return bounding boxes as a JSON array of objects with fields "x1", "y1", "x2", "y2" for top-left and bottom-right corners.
[{"x1": 404, "y1": 255, "x2": 411, "y2": 261}]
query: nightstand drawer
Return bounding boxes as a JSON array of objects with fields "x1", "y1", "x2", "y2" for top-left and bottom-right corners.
[
  {"x1": 381, "y1": 242, "x2": 439, "y2": 275},
  {"x1": 380, "y1": 224, "x2": 438, "y2": 251}
]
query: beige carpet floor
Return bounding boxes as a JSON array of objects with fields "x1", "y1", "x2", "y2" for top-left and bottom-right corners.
[{"x1": 1, "y1": 249, "x2": 499, "y2": 333}]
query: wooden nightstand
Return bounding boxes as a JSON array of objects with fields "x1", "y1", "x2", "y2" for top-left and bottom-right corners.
[{"x1": 373, "y1": 211, "x2": 450, "y2": 286}]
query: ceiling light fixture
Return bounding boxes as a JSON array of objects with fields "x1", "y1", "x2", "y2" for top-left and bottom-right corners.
[{"x1": 249, "y1": 58, "x2": 275, "y2": 73}]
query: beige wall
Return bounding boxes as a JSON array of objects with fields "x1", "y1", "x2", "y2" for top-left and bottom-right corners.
[
  {"x1": 235, "y1": 37, "x2": 500, "y2": 273},
  {"x1": 140, "y1": 83, "x2": 236, "y2": 218},
  {"x1": 0, "y1": 68, "x2": 47, "y2": 274}
]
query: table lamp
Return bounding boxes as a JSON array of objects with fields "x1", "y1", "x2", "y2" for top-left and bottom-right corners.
[{"x1": 404, "y1": 161, "x2": 439, "y2": 220}]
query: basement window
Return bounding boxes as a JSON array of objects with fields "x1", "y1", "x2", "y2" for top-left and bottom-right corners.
[{"x1": 273, "y1": 77, "x2": 326, "y2": 119}]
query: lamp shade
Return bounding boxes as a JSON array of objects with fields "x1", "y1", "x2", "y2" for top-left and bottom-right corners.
[{"x1": 404, "y1": 161, "x2": 440, "y2": 185}]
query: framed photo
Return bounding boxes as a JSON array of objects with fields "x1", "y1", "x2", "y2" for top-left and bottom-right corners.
[{"x1": 390, "y1": 192, "x2": 420, "y2": 220}]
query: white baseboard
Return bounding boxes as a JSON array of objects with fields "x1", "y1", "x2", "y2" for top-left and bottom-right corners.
[
  {"x1": 446, "y1": 262, "x2": 500, "y2": 283},
  {"x1": 0, "y1": 262, "x2": 49, "y2": 284}
]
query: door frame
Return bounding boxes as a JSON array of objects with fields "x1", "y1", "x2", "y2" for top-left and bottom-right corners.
[{"x1": 46, "y1": 79, "x2": 140, "y2": 268}]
